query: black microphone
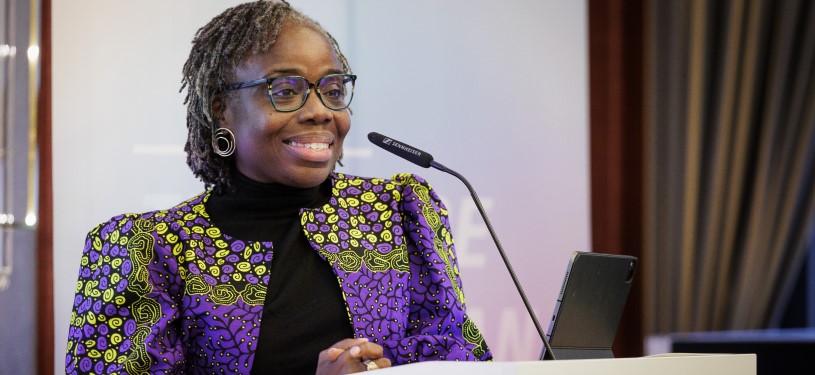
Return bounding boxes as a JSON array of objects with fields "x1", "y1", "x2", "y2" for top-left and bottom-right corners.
[
  {"x1": 367, "y1": 131, "x2": 557, "y2": 360},
  {"x1": 367, "y1": 132, "x2": 435, "y2": 168}
]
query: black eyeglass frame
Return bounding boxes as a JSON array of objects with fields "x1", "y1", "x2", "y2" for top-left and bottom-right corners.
[{"x1": 223, "y1": 73, "x2": 357, "y2": 112}]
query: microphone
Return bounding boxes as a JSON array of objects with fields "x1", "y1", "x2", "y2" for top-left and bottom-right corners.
[
  {"x1": 366, "y1": 132, "x2": 435, "y2": 168},
  {"x1": 367, "y1": 131, "x2": 557, "y2": 360}
]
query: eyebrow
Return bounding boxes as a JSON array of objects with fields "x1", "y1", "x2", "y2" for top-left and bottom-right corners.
[
  {"x1": 263, "y1": 67, "x2": 345, "y2": 78},
  {"x1": 265, "y1": 68, "x2": 300, "y2": 76}
]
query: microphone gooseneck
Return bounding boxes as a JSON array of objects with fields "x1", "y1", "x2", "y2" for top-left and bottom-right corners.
[{"x1": 367, "y1": 132, "x2": 557, "y2": 360}]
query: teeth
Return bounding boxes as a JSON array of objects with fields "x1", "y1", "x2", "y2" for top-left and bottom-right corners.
[{"x1": 289, "y1": 141, "x2": 329, "y2": 150}]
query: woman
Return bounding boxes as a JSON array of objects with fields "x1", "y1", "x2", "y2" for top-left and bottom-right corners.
[{"x1": 65, "y1": 1, "x2": 491, "y2": 374}]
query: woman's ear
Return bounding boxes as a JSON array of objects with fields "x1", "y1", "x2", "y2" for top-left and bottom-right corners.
[{"x1": 211, "y1": 94, "x2": 228, "y2": 125}]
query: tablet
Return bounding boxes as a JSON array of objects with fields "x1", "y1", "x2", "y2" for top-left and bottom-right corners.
[{"x1": 540, "y1": 251, "x2": 638, "y2": 360}]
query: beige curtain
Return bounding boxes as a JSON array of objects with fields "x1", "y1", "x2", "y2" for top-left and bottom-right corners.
[{"x1": 644, "y1": 0, "x2": 815, "y2": 334}]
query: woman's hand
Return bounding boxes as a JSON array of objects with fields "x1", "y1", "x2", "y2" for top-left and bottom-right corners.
[{"x1": 316, "y1": 338, "x2": 392, "y2": 374}]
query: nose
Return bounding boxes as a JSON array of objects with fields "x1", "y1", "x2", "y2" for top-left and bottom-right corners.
[{"x1": 297, "y1": 89, "x2": 333, "y2": 125}]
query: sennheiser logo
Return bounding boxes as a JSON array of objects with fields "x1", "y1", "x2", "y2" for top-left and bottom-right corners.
[
  {"x1": 391, "y1": 141, "x2": 421, "y2": 156},
  {"x1": 383, "y1": 138, "x2": 393, "y2": 145}
]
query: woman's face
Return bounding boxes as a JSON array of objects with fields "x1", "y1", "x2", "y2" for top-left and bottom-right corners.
[{"x1": 221, "y1": 23, "x2": 351, "y2": 188}]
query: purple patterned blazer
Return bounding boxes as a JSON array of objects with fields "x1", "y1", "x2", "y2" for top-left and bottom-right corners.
[{"x1": 66, "y1": 173, "x2": 491, "y2": 374}]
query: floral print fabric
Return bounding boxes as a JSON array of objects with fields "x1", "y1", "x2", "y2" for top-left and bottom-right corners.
[{"x1": 66, "y1": 173, "x2": 491, "y2": 374}]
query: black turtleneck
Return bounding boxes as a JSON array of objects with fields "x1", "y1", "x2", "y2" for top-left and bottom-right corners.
[{"x1": 206, "y1": 173, "x2": 353, "y2": 375}]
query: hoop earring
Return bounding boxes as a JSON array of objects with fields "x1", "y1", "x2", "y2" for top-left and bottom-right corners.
[{"x1": 213, "y1": 127, "x2": 236, "y2": 157}]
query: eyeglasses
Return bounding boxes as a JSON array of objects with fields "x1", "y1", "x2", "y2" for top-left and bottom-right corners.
[{"x1": 223, "y1": 73, "x2": 356, "y2": 112}]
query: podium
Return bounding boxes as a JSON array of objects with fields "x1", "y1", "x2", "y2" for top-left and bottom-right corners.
[{"x1": 373, "y1": 353, "x2": 756, "y2": 374}]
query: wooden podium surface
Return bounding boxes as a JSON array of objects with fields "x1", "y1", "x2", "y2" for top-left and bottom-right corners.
[{"x1": 372, "y1": 353, "x2": 756, "y2": 374}]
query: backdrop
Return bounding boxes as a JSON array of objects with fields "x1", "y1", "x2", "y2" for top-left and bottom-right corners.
[{"x1": 52, "y1": 0, "x2": 589, "y2": 368}]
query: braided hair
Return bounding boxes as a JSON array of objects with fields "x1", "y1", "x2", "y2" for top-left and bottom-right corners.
[{"x1": 180, "y1": 0, "x2": 352, "y2": 193}]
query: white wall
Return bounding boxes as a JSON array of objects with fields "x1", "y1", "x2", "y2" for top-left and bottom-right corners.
[{"x1": 52, "y1": 0, "x2": 588, "y2": 370}]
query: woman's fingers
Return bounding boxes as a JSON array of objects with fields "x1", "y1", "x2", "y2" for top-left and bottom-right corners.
[
  {"x1": 316, "y1": 337, "x2": 392, "y2": 373},
  {"x1": 347, "y1": 342, "x2": 384, "y2": 361},
  {"x1": 318, "y1": 338, "x2": 368, "y2": 363},
  {"x1": 319, "y1": 347, "x2": 345, "y2": 362},
  {"x1": 348, "y1": 342, "x2": 391, "y2": 371}
]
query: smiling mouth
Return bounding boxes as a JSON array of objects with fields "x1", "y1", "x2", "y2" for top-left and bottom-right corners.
[{"x1": 285, "y1": 141, "x2": 331, "y2": 150}]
